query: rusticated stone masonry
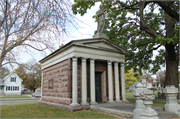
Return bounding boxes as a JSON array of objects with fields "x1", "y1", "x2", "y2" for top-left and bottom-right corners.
[{"x1": 42, "y1": 59, "x2": 71, "y2": 105}]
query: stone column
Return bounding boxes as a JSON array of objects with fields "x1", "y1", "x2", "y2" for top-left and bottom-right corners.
[
  {"x1": 163, "y1": 85, "x2": 180, "y2": 114},
  {"x1": 114, "y1": 62, "x2": 121, "y2": 103},
  {"x1": 107, "y1": 61, "x2": 115, "y2": 103},
  {"x1": 81, "y1": 58, "x2": 89, "y2": 105},
  {"x1": 121, "y1": 63, "x2": 128, "y2": 102},
  {"x1": 90, "y1": 59, "x2": 97, "y2": 105},
  {"x1": 40, "y1": 70, "x2": 44, "y2": 101},
  {"x1": 70, "y1": 57, "x2": 80, "y2": 106}
]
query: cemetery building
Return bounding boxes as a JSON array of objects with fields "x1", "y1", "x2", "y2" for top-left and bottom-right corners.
[
  {"x1": 39, "y1": 38, "x2": 128, "y2": 111},
  {"x1": 39, "y1": 7, "x2": 128, "y2": 111}
]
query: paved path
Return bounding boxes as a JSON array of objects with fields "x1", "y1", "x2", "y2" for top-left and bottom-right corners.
[
  {"x1": 0, "y1": 94, "x2": 40, "y2": 106},
  {"x1": 0, "y1": 100, "x2": 38, "y2": 106},
  {"x1": 90, "y1": 103, "x2": 178, "y2": 119}
]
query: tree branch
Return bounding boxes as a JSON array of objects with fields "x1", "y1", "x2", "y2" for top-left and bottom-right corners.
[
  {"x1": 155, "y1": 1, "x2": 179, "y2": 22},
  {"x1": 21, "y1": 44, "x2": 47, "y2": 51},
  {"x1": 140, "y1": 0, "x2": 158, "y2": 38}
]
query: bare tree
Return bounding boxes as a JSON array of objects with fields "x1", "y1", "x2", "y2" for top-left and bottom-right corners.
[{"x1": 0, "y1": 0, "x2": 77, "y2": 68}]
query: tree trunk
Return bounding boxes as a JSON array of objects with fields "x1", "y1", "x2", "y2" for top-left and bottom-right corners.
[
  {"x1": 164, "y1": 48, "x2": 178, "y2": 87},
  {"x1": 161, "y1": 13, "x2": 178, "y2": 99}
]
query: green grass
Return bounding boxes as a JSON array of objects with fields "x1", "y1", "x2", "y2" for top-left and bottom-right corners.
[
  {"x1": 0, "y1": 95, "x2": 31, "y2": 99},
  {"x1": 1, "y1": 103, "x2": 117, "y2": 118},
  {"x1": 126, "y1": 92, "x2": 135, "y2": 99},
  {"x1": 130, "y1": 102, "x2": 165, "y2": 107},
  {"x1": 126, "y1": 91, "x2": 159, "y2": 99}
]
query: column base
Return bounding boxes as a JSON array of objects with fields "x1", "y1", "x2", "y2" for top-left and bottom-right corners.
[
  {"x1": 122, "y1": 99, "x2": 129, "y2": 103},
  {"x1": 115, "y1": 100, "x2": 122, "y2": 103},
  {"x1": 70, "y1": 102, "x2": 80, "y2": 106},
  {"x1": 90, "y1": 102, "x2": 98, "y2": 105},
  {"x1": 81, "y1": 102, "x2": 89, "y2": 106},
  {"x1": 107, "y1": 100, "x2": 115, "y2": 104}
]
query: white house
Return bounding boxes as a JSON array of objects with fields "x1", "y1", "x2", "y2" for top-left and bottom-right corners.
[
  {"x1": 3, "y1": 72, "x2": 22, "y2": 95},
  {"x1": 140, "y1": 77, "x2": 158, "y2": 89}
]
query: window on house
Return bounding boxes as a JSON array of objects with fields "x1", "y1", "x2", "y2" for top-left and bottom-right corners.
[
  {"x1": 18, "y1": 86, "x2": 19, "y2": 91},
  {"x1": 7, "y1": 86, "x2": 11, "y2": 91},
  {"x1": 15, "y1": 86, "x2": 17, "y2": 91},
  {"x1": 11, "y1": 77, "x2": 16, "y2": 82}
]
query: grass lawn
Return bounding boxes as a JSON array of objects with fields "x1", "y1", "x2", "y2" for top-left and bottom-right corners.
[
  {"x1": 1, "y1": 103, "x2": 118, "y2": 118},
  {"x1": 126, "y1": 91, "x2": 159, "y2": 99},
  {"x1": 126, "y1": 91, "x2": 165, "y2": 108},
  {"x1": 126, "y1": 92, "x2": 135, "y2": 99},
  {"x1": 0, "y1": 95, "x2": 31, "y2": 99}
]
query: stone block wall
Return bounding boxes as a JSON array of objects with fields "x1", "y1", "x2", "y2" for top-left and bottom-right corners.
[{"x1": 42, "y1": 59, "x2": 72, "y2": 105}]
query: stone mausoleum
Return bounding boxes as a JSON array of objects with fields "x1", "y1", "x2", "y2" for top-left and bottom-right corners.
[
  {"x1": 39, "y1": 7, "x2": 128, "y2": 111},
  {"x1": 39, "y1": 37, "x2": 128, "y2": 111}
]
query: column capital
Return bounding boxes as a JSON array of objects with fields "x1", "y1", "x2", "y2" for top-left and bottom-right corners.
[
  {"x1": 90, "y1": 59, "x2": 95, "y2": 63},
  {"x1": 72, "y1": 57, "x2": 78, "y2": 60},
  {"x1": 81, "y1": 58, "x2": 87, "y2": 62},
  {"x1": 107, "y1": 61, "x2": 112, "y2": 64},
  {"x1": 114, "y1": 62, "x2": 118, "y2": 66},
  {"x1": 121, "y1": 63, "x2": 125, "y2": 67},
  {"x1": 114, "y1": 61, "x2": 119, "y2": 63},
  {"x1": 81, "y1": 57, "x2": 87, "y2": 60}
]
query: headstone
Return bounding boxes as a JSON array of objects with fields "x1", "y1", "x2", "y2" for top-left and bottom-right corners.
[
  {"x1": 133, "y1": 84, "x2": 148, "y2": 119},
  {"x1": 139, "y1": 90, "x2": 159, "y2": 119},
  {"x1": 163, "y1": 85, "x2": 180, "y2": 114}
]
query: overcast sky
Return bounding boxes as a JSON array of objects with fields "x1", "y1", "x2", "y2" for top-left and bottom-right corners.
[
  {"x1": 14, "y1": 1, "x2": 164, "y2": 78},
  {"x1": 17, "y1": 2, "x2": 101, "y2": 64}
]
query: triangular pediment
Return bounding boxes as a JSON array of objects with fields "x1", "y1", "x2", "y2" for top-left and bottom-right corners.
[
  {"x1": 72, "y1": 38, "x2": 127, "y2": 54},
  {"x1": 40, "y1": 38, "x2": 127, "y2": 63}
]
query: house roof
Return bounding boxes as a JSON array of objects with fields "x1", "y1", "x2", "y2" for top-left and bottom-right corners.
[
  {"x1": 3, "y1": 72, "x2": 23, "y2": 82},
  {"x1": 140, "y1": 77, "x2": 157, "y2": 84},
  {"x1": 39, "y1": 38, "x2": 128, "y2": 63}
]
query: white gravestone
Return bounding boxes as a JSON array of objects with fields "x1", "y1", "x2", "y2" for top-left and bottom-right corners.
[
  {"x1": 133, "y1": 83, "x2": 148, "y2": 119},
  {"x1": 163, "y1": 85, "x2": 180, "y2": 114},
  {"x1": 139, "y1": 90, "x2": 159, "y2": 119}
]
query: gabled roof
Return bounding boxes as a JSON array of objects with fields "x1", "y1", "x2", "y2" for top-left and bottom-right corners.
[
  {"x1": 39, "y1": 38, "x2": 128, "y2": 63},
  {"x1": 3, "y1": 72, "x2": 22, "y2": 82}
]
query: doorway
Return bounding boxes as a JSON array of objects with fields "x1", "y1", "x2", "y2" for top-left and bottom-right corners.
[{"x1": 95, "y1": 72, "x2": 102, "y2": 102}]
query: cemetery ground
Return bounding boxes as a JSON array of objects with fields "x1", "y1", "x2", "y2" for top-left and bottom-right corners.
[
  {"x1": 1, "y1": 103, "x2": 119, "y2": 118},
  {"x1": 0, "y1": 92, "x2": 168, "y2": 119},
  {"x1": 126, "y1": 91, "x2": 166, "y2": 107}
]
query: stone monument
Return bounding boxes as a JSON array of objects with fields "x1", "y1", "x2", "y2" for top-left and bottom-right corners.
[
  {"x1": 93, "y1": 7, "x2": 109, "y2": 40},
  {"x1": 139, "y1": 90, "x2": 159, "y2": 119},
  {"x1": 133, "y1": 83, "x2": 148, "y2": 119},
  {"x1": 163, "y1": 85, "x2": 180, "y2": 114}
]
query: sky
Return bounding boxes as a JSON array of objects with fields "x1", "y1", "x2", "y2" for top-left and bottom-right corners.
[
  {"x1": 14, "y1": 1, "x2": 164, "y2": 78},
  {"x1": 17, "y1": 2, "x2": 101, "y2": 65}
]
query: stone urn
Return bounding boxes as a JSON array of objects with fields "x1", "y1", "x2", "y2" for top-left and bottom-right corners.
[{"x1": 139, "y1": 90, "x2": 159, "y2": 119}]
